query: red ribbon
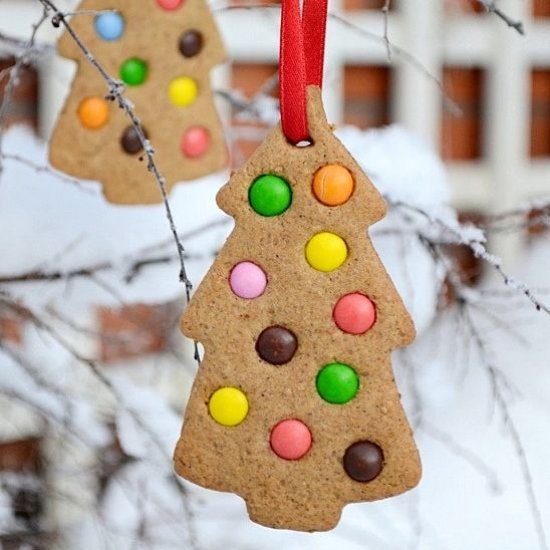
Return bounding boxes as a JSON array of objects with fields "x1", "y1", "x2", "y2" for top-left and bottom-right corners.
[{"x1": 279, "y1": 0, "x2": 328, "y2": 144}]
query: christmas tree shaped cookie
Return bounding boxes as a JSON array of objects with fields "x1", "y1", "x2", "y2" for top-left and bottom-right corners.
[
  {"x1": 174, "y1": 87, "x2": 421, "y2": 532},
  {"x1": 49, "y1": 0, "x2": 227, "y2": 204}
]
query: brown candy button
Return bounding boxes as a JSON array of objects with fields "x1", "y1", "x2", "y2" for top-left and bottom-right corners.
[
  {"x1": 343, "y1": 441, "x2": 384, "y2": 482},
  {"x1": 120, "y1": 126, "x2": 148, "y2": 155},
  {"x1": 179, "y1": 30, "x2": 203, "y2": 58},
  {"x1": 256, "y1": 326, "x2": 297, "y2": 365}
]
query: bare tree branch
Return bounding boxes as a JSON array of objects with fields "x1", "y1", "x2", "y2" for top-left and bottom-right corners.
[{"x1": 478, "y1": 0, "x2": 525, "y2": 35}]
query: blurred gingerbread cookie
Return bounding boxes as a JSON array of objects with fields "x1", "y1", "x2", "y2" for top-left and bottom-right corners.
[{"x1": 49, "y1": 0, "x2": 227, "y2": 204}]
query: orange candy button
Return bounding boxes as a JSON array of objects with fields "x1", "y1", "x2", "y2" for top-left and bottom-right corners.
[
  {"x1": 78, "y1": 97, "x2": 110, "y2": 130},
  {"x1": 312, "y1": 164, "x2": 354, "y2": 206}
]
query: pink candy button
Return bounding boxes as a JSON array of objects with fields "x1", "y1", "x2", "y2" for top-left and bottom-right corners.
[
  {"x1": 270, "y1": 419, "x2": 312, "y2": 460},
  {"x1": 229, "y1": 261, "x2": 267, "y2": 299},
  {"x1": 156, "y1": 0, "x2": 183, "y2": 9},
  {"x1": 181, "y1": 126, "x2": 210, "y2": 158},
  {"x1": 333, "y1": 292, "x2": 376, "y2": 335}
]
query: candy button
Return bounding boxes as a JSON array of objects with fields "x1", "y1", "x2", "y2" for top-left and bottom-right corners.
[
  {"x1": 343, "y1": 441, "x2": 384, "y2": 482},
  {"x1": 256, "y1": 326, "x2": 297, "y2": 365},
  {"x1": 312, "y1": 164, "x2": 354, "y2": 206},
  {"x1": 208, "y1": 387, "x2": 249, "y2": 427},
  {"x1": 94, "y1": 12, "x2": 125, "y2": 41},
  {"x1": 229, "y1": 261, "x2": 267, "y2": 299},
  {"x1": 120, "y1": 125, "x2": 148, "y2": 155},
  {"x1": 168, "y1": 77, "x2": 198, "y2": 107},
  {"x1": 249, "y1": 174, "x2": 292, "y2": 217},
  {"x1": 179, "y1": 30, "x2": 203, "y2": 58},
  {"x1": 77, "y1": 97, "x2": 109, "y2": 130},
  {"x1": 333, "y1": 293, "x2": 376, "y2": 335},
  {"x1": 270, "y1": 419, "x2": 312, "y2": 460},
  {"x1": 316, "y1": 362, "x2": 359, "y2": 404},
  {"x1": 181, "y1": 126, "x2": 210, "y2": 158},
  {"x1": 156, "y1": 0, "x2": 183, "y2": 9},
  {"x1": 305, "y1": 232, "x2": 348, "y2": 272},
  {"x1": 120, "y1": 58, "x2": 148, "y2": 86}
]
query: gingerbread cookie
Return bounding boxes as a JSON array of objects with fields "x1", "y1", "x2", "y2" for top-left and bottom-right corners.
[
  {"x1": 174, "y1": 86, "x2": 421, "y2": 532},
  {"x1": 49, "y1": 0, "x2": 227, "y2": 205}
]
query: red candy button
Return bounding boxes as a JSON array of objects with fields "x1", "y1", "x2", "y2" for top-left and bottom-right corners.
[
  {"x1": 333, "y1": 293, "x2": 376, "y2": 335},
  {"x1": 156, "y1": 0, "x2": 183, "y2": 9},
  {"x1": 270, "y1": 419, "x2": 312, "y2": 460},
  {"x1": 181, "y1": 126, "x2": 210, "y2": 158}
]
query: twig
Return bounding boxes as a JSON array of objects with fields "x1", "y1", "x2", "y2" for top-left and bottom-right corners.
[
  {"x1": 2, "y1": 153, "x2": 95, "y2": 193},
  {"x1": 478, "y1": 0, "x2": 525, "y2": 35},
  {"x1": 382, "y1": 0, "x2": 392, "y2": 62},
  {"x1": 393, "y1": 200, "x2": 550, "y2": 316},
  {"x1": 0, "y1": 217, "x2": 225, "y2": 285},
  {"x1": 461, "y1": 306, "x2": 547, "y2": 550},
  {"x1": 421, "y1": 421, "x2": 502, "y2": 493},
  {"x1": 0, "y1": 31, "x2": 53, "y2": 56}
]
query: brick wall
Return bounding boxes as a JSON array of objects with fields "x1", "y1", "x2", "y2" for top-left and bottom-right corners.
[
  {"x1": 531, "y1": 69, "x2": 550, "y2": 158},
  {"x1": 97, "y1": 302, "x2": 181, "y2": 363}
]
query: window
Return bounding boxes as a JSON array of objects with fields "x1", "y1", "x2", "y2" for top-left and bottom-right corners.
[
  {"x1": 441, "y1": 67, "x2": 485, "y2": 161},
  {"x1": 0, "y1": 312, "x2": 24, "y2": 345},
  {"x1": 343, "y1": 65, "x2": 392, "y2": 129},
  {"x1": 343, "y1": 0, "x2": 395, "y2": 12},
  {"x1": 444, "y1": 0, "x2": 485, "y2": 14},
  {"x1": 0, "y1": 438, "x2": 45, "y2": 544},
  {"x1": 97, "y1": 302, "x2": 181, "y2": 363},
  {"x1": 527, "y1": 207, "x2": 550, "y2": 237},
  {"x1": 441, "y1": 212, "x2": 485, "y2": 305},
  {"x1": 0, "y1": 439, "x2": 42, "y2": 473},
  {"x1": 530, "y1": 69, "x2": 550, "y2": 158},
  {"x1": 0, "y1": 58, "x2": 38, "y2": 129},
  {"x1": 230, "y1": 62, "x2": 279, "y2": 167},
  {"x1": 534, "y1": 0, "x2": 550, "y2": 18}
]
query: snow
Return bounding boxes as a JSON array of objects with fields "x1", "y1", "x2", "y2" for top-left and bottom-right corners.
[{"x1": 336, "y1": 125, "x2": 451, "y2": 209}]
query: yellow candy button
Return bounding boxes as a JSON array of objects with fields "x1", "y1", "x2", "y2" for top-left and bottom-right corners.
[
  {"x1": 305, "y1": 232, "x2": 348, "y2": 272},
  {"x1": 208, "y1": 387, "x2": 249, "y2": 427},
  {"x1": 168, "y1": 76, "x2": 198, "y2": 107}
]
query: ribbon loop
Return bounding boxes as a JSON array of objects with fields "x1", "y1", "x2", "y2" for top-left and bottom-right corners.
[{"x1": 279, "y1": 0, "x2": 328, "y2": 144}]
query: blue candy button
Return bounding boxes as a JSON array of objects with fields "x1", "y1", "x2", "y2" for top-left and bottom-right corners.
[{"x1": 94, "y1": 12, "x2": 125, "y2": 41}]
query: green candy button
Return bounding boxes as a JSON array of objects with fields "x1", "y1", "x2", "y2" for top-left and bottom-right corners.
[
  {"x1": 120, "y1": 58, "x2": 148, "y2": 86},
  {"x1": 249, "y1": 174, "x2": 292, "y2": 217},
  {"x1": 316, "y1": 362, "x2": 359, "y2": 404}
]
